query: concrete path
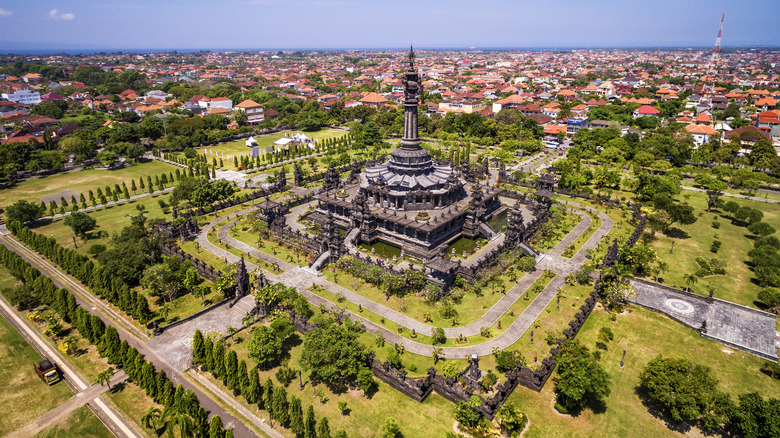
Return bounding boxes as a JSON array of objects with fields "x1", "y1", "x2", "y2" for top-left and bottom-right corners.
[
  {"x1": 0, "y1": 234, "x2": 260, "y2": 438},
  {"x1": 0, "y1": 292, "x2": 141, "y2": 438},
  {"x1": 197, "y1": 199, "x2": 614, "y2": 357},
  {"x1": 629, "y1": 279, "x2": 778, "y2": 361},
  {"x1": 148, "y1": 295, "x2": 256, "y2": 372},
  {"x1": 12, "y1": 371, "x2": 129, "y2": 438},
  {"x1": 188, "y1": 369, "x2": 284, "y2": 438},
  {"x1": 682, "y1": 185, "x2": 780, "y2": 204}
]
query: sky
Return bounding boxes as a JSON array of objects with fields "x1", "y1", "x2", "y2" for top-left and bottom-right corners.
[{"x1": 0, "y1": 0, "x2": 778, "y2": 52}]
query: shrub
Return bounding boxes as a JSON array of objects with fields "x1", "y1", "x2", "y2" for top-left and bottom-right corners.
[
  {"x1": 87, "y1": 244, "x2": 107, "y2": 256},
  {"x1": 710, "y1": 240, "x2": 722, "y2": 253},
  {"x1": 275, "y1": 366, "x2": 297, "y2": 386},
  {"x1": 757, "y1": 287, "x2": 780, "y2": 309},
  {"x1": 711, "y1": 220, "x2": 720, "y2": 229}
]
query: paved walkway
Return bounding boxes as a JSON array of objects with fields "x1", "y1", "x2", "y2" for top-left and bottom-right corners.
[
  {"x1": 197, "y1": 199, "x2": 614, "y2": 357},
  {"x1": 0, "y1": 292, "x2": 141, "y2": 438},
  {"x1": 148, "y1": 295, "x2": 256, "y2": 371},
  {"x1": 682, "y1": 185, "x2": 780, "y2": 204},
  {"x1": 11, "y1": 371, "x2": 129, "y2": 438},
  {"x1": 629, "y1": 279, "x2": 778, "y2": 361},
  {"x1": 0, "y1": 234, "x2": 260, "y2": 438}
]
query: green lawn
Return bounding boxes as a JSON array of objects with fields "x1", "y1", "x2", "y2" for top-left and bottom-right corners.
[
  {"x1": 105, "y1": 382, "x2": 162, "y2": 438},
  {"x1": 221, "y1": 325, "x2": 459, "y2": 438},
  {"x1": 193, "y1": 129, "x2": 347, "y2": 171},
  {"x1": 507, "y1": 305, "x2": 780, "y2": 438},
  {"x1": 1, "y1": 160, "x2": 180, "y2": 210},
  {"x1": 644, "y1": 190, "x2": 780, "y2": 309},
  {"x1": 30, "y1": 191, "x2": 174, "y2": 257},
  {"x1": 0, "y1": 302, "x2": 74, "y2": 436},
  {"x1": 34, "y1": 405, "x2": 113, "y2": 438}
]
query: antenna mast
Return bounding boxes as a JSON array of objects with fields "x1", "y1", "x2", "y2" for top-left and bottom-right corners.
[{"x1": 700, "y1": 13, "x2": 725, "y2": 111}]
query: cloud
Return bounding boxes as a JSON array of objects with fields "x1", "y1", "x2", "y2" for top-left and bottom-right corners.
[
  {"x1": 48, "y1": 9, "x2": 75, "y2": 21},
  {"x1": 0, "y1": 8, "x2": 13, "y2": 17}
]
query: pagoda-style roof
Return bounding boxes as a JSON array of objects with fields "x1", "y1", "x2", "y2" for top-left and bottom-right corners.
[
  {"x1": 534, "y1": 188, "x2": 555, "y2": 199},
  {"x1": 425, "y1": 256, "x2": 459, "y2": 273}
]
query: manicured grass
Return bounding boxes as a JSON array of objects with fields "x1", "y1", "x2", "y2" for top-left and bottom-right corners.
[
  {"x1": 193, "y1": 129, "x2": 347, "y2": 171},
  {"x1": 34, "y1": 404, "x2": 113, "y2": 438},
  {"x1": 105, "y1": 381, "x2": 162, "y2": 438},
  {"x1": 507, "y1": 305, "x2": 780, "y2": 438},
  {"x1": 0, "y1": 308, "x2": 74, "y2": 437},
  {"x1": 30, "y1": 192, "x2": 174, "y2": 258},
  {"x1": 531, "y1": 206, "x2": 581, "y2": 252},
  {"x1": 507, "y1": 283, "x2": 593, "y2": 367},
  {"x1": 1, "y1": 160, "x2": 180, "y2": 209},
  {"x1": 222, "y1": 326, "x2": 459, "y2": 438},
  {"x1": 319, "y1": 266, "x2": 525, "y2": 328},
  {"x1": 644, "y1": 190, "x2": 780, "y2": 309}
]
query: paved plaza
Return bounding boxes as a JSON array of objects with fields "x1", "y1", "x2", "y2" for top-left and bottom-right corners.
[{"x1": 629, "y1": 279, "x2": 778, "y2": 361}]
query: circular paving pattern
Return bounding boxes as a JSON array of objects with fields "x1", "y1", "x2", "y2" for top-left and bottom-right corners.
[{"x1": 665, "y1": 298, "x2": 695, "y2": 315}]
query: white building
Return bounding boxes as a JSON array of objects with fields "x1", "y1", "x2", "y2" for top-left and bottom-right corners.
[{"x1": 2, "y1": 89, "x2": 41, "y2": 105}]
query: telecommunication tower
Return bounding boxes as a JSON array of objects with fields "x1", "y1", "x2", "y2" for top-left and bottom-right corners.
[{"x1": 700, "y1": 13, "x2": 725, "y2": 110}]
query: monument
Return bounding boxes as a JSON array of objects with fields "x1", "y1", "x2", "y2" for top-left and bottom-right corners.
[{"x1": 314, "y1": 47, "x2": 504, "y2": 268}]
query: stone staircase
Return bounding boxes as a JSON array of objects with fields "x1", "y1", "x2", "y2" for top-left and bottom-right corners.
[
  {"x1": 478, "y1": 223, "x2": 499, "y2": 241},
  {"x1": 303, "y1": 250, "x2": 331, "y2": 274},
  {"x1": 231, "y1": 294, "x2": 256, "y2": 316},
  {"x1": 344, "y1": 228, "x2": 360, "y2": 249}
]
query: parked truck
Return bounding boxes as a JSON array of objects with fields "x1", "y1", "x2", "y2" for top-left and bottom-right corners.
[{"x1": 34, "y1": 359, "x2": 61, "y2": 385}]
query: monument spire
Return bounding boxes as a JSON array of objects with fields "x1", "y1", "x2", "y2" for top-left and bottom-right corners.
[{"x1": 401, "y1": 45, "x2": 422, "y2": 149}]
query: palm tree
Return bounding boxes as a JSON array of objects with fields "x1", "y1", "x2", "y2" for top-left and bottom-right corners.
[
  {"x1": 159, "y1": 406, "x2": 195, "y2": 438},
  {"x1": 653, "y1": 261, "x2": 669, "y2": 282},
  {"x1": 158, "y1": 303, "x2": 171, "y2": 322},
  {"x1": 96, "y1": 368, "x2": 114, "y2": 391},
  {"x1": 683, "y1": 273, "x2": 698, "y2": 292},
  {"x1": 141, "y1": 407, "x2": 162, "y2": 433},
  {"x1": 242, "y1": 314, "x2": 255, "y2": 330}
]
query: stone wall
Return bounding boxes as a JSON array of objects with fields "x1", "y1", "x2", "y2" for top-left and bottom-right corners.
[{"x1": 161, "y1": 241, "x2": 222, "y2": 282}]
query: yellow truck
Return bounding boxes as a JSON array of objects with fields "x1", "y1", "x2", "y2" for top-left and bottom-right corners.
[{"x1": 34, "y1": 359, "x2": 61, "y2": 385}]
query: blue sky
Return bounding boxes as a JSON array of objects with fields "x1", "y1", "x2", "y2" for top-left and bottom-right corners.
[{"x1": 0, "y1": 0, "x2": 777, "y2": 51}]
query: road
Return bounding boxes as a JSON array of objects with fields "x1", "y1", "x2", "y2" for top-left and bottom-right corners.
[
  {"x1": 0, "y1": 293, "x2": 140, "y2": 438},
  {"x1": 0, "y1": 233, "x2": 263, "y2": 438}
]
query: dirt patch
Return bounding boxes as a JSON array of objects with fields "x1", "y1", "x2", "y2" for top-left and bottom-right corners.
[{"x1": 39, "y1": 190, "x2": 79, "y2": 204}]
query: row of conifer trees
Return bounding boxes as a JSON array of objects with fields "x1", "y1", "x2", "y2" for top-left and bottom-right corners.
[
  {"x1": 0, "y1": 243, "x2": 233, "y2": 437},
  {"x1": 7, "y1": 221, "x2": 154, "y2": 323},
  {"x1": 192, "y1": 329, "x2": 345, "y2": 438}
]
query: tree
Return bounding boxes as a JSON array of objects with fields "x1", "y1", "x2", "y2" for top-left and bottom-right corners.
[
  {"x1": 289, "y1": 396, "x2": 305, "y2": 435},
  {"x1": 300, "y1": 322, "x2": 367, "y2": 386},
  {"x1": 5, "y1": 200, "x2": 45, "y2": 224},
  {"x1": 208, "y1": 414, "x2": 224, "y2": 438},
  {"x1": 723, "y1": 200, "x2": 741, "y2": 217},
  {"x1": 683, "y1": 273, "x2": 698, "y2": 292},
  {"x1": 304, "y1": 405, "x2": 317, "y2": 438},
  {"x1": 64, "y1": 211, "x2": 97, "y2": 238},
  {"x1": 97, "y1": 367, "x2": 115, "y2": 391},
  {"x1": 380, "y1": 417, "x2": 403, "y2": 438},
  {"x1": 192, "y1": 329, "x2": 205, "y2": 365},
  {"x1": 748, "y1": 222, "x2": 776, "y2": 237},
  {"x1": 553, "y1": 339, "x2": 611, "y2": 413},
  {"x1": 247, "y1": 325, "x2": 282, "y2": 368},
  {"x1": 318, "y1": 417, "x2": 331, "y2": 438},
  {"x1": 225, "y1": 350, "x2": 239, "y2": 390},
  {"x1": 639, "y1": 355, "x2": 732, "y2": 431},
  {"x1": 246, "y1": 367, "x2": 261, "y2": 404},
  {"x1": 729, "y1": 392, "x2": 780, "y2": 438},
  {"x1": 272, "y1": 386, "x2": 289, "y2": 425}
]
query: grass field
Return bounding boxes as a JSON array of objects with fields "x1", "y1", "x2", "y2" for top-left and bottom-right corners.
[
  {"x1": 0, "y1": 159, "x2": 180, "y2": 209},
  {"x1": 34, "y1": 405, "x2": 113, "y2": 438},
  {"x1": 507, "y1": 305, "x2": 780, "y2": 438},
  {"x1": 0, "y1": 308, "x2": 74, "y2": 436},
  {"x1": 193, "y1": 129, "x2": 347, "y2": 171},
  {"x1": 221, "y1": 325, "x2": 459, "y2": 438},
  {"x1": 105, "y1": 382, "x2": 161, "y2": 438},
  {"x1": 643, "y1": 190, "x2": 780, "y2": 309}
]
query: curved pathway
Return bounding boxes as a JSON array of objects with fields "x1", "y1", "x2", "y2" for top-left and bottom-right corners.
[{"x1": 198, "y1": 199, "x2": 613, "y2": 357}]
